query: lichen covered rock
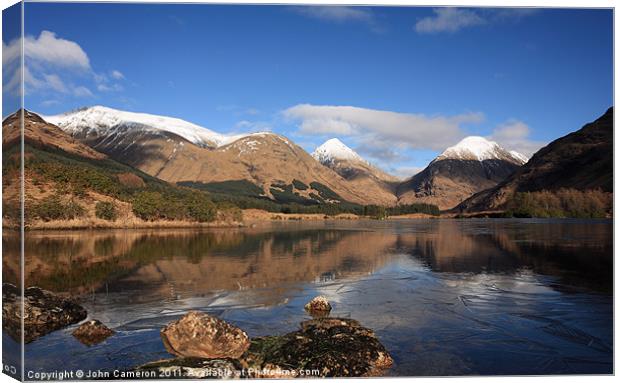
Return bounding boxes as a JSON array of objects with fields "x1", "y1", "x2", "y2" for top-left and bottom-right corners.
[
  {"x1": 304, "y1": 295, "x2": 332, "y2": 315},
  {"x1": 241, "y1": 317, "x2": 393, "y2": 377},
  {"x1": 2, "y1": 283, "x2": 87, "y2": 343},
  {"x1": 72, "y1": 319, "x2": 115, "y2": 346},
  {"x1": 161, "y1": 311, "x2": 250, "y2": 359}
]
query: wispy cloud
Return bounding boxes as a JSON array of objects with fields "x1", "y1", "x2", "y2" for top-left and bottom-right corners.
[
  {"x1": 415, "y1": 8, "x2": 485, "y2": 34},
  {"x1": 391, "y1": 166, "x2": 425, "y2": 180},
  {"x1": 415, "y1": 7, "x2": 538, "y2": 34},
  {"x1": 291, "y1": 6, "x2": 384, "y2": 32},
  {"x1": 234, "y1": 120, "x2": 272, "y2": 132},
  {"x1": 489, "y1": 119, "x2": 546, "y2": 157},
  {"x1": 292, "y1": 6, "x2": 374, "y2": 24},
  {"x1": 40, "y1": 99, "x2": 60, "y2": 108},
  {"x1": 111, "y1": 70, "x2": 125, "y2": 80},
  {"x1": 73, "y1": 86, "x2": 94, "y2": 98},
  {"x1": 95, "y1": 70, "x2": 125, "y2": 92},
  {"x1": 217, "y1": 104, "x2": 262, "y2": 116},
  {"x1": 283, "y1": 104, "x2": 483, "y2": 152}
]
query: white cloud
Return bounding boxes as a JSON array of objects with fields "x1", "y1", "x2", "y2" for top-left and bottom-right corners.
[
  {"x1": 415, "y1": 8, "x2": 485, "y2": 34},
  {"x1": 111, "y1": 70, "x2": 125, "y2": 80},
  {"x1": 73, "y1": 86, "x2": 94, "y2": 98},
  {"x1": 42, "y1": 74, "x2": 67, "y2": 93},
  {"x1": 97, "y1": 83, "x2": 124, "y2": 92},
  {"x1": 234, "y1": 120, "x2": 272, "y2": 131},
  {"x1": 40, "y1": 99, "x2": 60, "y2": 107},
  {"x1": 94, "y1": 70, "x2": 125, "y2": 92},
  {"x1": 489, "y1": 119, "x2": 546, "y2": 157},
  {"x1": 283, "y1": 104, "x2": 483, "y2": 151},
  {"x1": 293, "y1": 6, "x2": 374, "y2": 24},
  {"x1": 2, "y1": 38, "x2": 21, "y2": 68},
  {"x1": 391, "y1": 166, "x2": 425, "y2": 180},
  {"x1": 3, "y1": 30, "x2": 126, "y2": 102},
  {"x1": 24, "y1": 30, "x2": 90, "y2": 70},
  {"x1": 415, "y1": 7, "x2": 538, "y2": 34}
]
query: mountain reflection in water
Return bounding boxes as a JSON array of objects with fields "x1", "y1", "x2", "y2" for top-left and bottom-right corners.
[{"x1": 3, "y1": 219, "x2": 612, "y2": 376}]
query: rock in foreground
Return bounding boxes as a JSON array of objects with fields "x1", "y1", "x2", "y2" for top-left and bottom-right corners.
[
  {"x1": 2, "y1": 283, "x2": 87, "y2": 343},
  {"x1": 304, "y1": 295, "x2": 332, "y2": 315},
  {"x1": 241, "y1": 317, "x2": 393, "y2": 377},
  {"x1": 161, "y1": 311, "x2": 250, "y2": 359},
  {"x1": 72, "y1": 319, "x2": 115, "y2": 346}
]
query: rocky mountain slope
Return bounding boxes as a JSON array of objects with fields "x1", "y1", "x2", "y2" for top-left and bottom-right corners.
[
  {"x1": 456, "y1": 107, "x2": 613, "y2": 213},
  {"x1": 2, "y1": 110, "x2": 242, "y2": 228},
  {"x1": 3, "y1": 110, "x2": 105, "y2": 160},
  {"x1": 45, "y1": 107, "x2": 397, "y2": 206},
  {"x1": 397, "y1": 136, "x2": 526, "y2": 210}
]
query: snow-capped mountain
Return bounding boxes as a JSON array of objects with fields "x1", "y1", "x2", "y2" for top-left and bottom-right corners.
[
  {"x1": 38, "y1": 107, "x2": 398, "y2": 206},
  {"x1": 43, "y1": 106, "x2": 267, "y2": 149},
  {"x1": 312, "y1": 138, "x2": 398, "y2": 198},
  {"x1": 436, "y1": 136, "x2": 527, "y2": 165},
  {"x1": 311, "y1": 138, "x2": 366, "y2": 165},
  {"x1": 397, "y1": 136, "x2": 526, "y2": 210}
]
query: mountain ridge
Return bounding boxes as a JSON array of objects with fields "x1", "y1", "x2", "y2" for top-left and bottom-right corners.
[{"x1": 44, "y1": 107, "x2": 398, "y2": 206}]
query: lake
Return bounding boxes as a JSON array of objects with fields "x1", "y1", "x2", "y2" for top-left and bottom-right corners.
[{"x1": 3, "y1": 219, "x2": 613, "y2": 376}]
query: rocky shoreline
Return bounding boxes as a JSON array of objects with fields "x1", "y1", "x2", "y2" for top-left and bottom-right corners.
[
  {"x1": 2, "y1": 286, "x2": 393, "y2": 378},
  {"x1": 2, "y1": 283, "x2": 87, "y2": 343}
]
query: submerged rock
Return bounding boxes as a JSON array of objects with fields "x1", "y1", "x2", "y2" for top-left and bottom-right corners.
[
  {"x1": 241, "y1": 317, "x2": 393, "y2": 377},
  {"x1": 2, "y1": 283, "x2": 87, "y2": 343},
  {"x1": 136, "y1": 357, "x2": 242, "y2": 379},
  {"x1": 72, "y1": 319, "x2": 115, "y2": 346},
  {"x1": 161, "y1": 311, "x2": 250, "y2": 359},
  {"x1": 304, "y1": 295, "x2": 332, "y2": 315}
]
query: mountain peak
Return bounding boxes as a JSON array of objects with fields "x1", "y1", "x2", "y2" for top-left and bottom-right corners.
[
  {"x1": 437, "y1": 136, "x2": 526, "y2": 164},
  {"x1": 42, "y1": 106, "x2": 271, "y2": 148},
  {"x1": 312, "y1": 138, "x2": 365, "y2": 165}
]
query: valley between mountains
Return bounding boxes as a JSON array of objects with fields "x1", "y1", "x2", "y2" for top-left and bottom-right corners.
[{"x1": 2, "y1": 106, "x2": 613, "y2": 229}]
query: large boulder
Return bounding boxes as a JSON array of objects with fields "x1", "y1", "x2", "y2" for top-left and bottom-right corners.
[
  {"x1": 72, "y1": 319, "x2": 115, "y2": 346},
  {"x1": 2, "y1": 283, "x2": 87, "y2": 343},
  {"x1": 161, "y1": 311, "x2": 250, "y2": 359},
  {"x1": 241, "y1": 317, "x2": 393, "y2": 377}
]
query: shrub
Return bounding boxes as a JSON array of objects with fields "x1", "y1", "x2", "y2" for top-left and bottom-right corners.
[
  {"x1": 185, "y1": 191, "x2": 217, "y2": 222},
  {"x1": 217, "y1": 202, "x2": 243, "y2": 222},
  {"x1": 506, "y1": 188, "x2": 612, "y2": 218},
  {"x1": 32, "y1": 194, "x2": 85, "y2": 221},
  {"x1": 364, "y1": 205, "x2": 388, "y2": 219},
  {"x1": 132, "y1": 191, "x2": 166, "y2": 221},
  {"x1": 292, "y1": 179, "x2": 309, "y2": 190},
  {"x1": 95, "y1": 201, "x2": 118, "y2": 221},
  {"x1": 309, "y1": 182, "x2": 342, "y2": 201}
]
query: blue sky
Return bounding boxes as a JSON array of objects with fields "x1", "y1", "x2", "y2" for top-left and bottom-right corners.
[{"x1": 3, "y1": 3, "x2": 613, "y2": 177}]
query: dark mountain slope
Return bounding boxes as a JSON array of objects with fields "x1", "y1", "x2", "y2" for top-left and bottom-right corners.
[{"x1": 457, "y1": 107, "x2": 613, "y2": 212}]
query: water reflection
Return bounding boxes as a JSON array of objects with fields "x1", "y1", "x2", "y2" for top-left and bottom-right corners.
[
  {"x1": 4, "y1": 220, "x2": 611, "y2": 298},
  {"x1": 3, "y1": 219, "x2": 612, "y2": 376}
]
